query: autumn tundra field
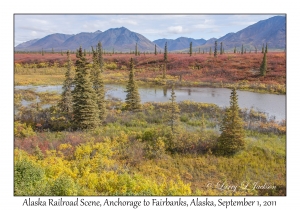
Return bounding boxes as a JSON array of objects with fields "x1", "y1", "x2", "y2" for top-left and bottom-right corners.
[
  {"x1": 14, "y1": 50, "x2": 286, "y2": 196},
  {"x1": 14, "y1": 51, "x2": 286, "y2": 93}
]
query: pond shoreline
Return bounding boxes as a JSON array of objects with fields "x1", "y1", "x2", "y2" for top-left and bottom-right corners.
[{"x1": 15, "y1": 84, "x2": 286, "y2": 121}]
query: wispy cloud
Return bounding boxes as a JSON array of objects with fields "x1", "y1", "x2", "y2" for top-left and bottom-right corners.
[
  {"x1": 18, "y1": 26, "x2": 50, "y2": 33},
  {"x1": 167, "y1": 26, "x2": 183, "y2": 34},
  {"x1": 111, "y1": 18, "x2": 138, "y2": 25}
]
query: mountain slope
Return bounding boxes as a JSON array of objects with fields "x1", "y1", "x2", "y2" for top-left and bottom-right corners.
[
  {"x1": 154, "y1": 37, "x2": 207, "y2": 51},
  {"x1": 203, "y1": 15, "x2": 286, "y2": 51},
  {"x1": 15, "y1": 27, "x2": 161, "y2": 52},
  {"x1": 87, "y1": 27, "x2": 161, "y2": 52},
  {"x1": 60, "y1": 30, "x2": 102, "y2": 50},
  {"x1": 15, "y1": 39, "x2": 39, "y2": 50},
  {"x1": 21, "y1": 33, "x2": 73, "y2": 51}
]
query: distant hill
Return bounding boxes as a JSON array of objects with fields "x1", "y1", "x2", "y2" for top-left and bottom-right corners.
[
  {"x1": 20, "y1": 33, "x2": 73, "y2": 51},
  {"x1": 59, "y1": 30, "x2": 102, "y2": 50},
  {"x1": 87, "y1": 27, "x2": 161, "y2": 52},
  {"x1": 15, "y1": 16, "x2": 286, "y2": 52},
  {"x1": 153, "y1": 37, "x2": 207, "y2": 51},
  {"x1": 15, "y1": 27, "x2": 161, "y2": 52},
  {"x1": 15, "y1": 39, "x2": 39, "y2": 50},
  {"x1": 197, "y1": 16, "x2": 286, "y2": 52}
]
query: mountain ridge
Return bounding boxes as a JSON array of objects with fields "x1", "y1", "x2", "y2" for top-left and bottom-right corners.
[{"x1": 15, "y1": 16, "x2": 286, "y2": 52}]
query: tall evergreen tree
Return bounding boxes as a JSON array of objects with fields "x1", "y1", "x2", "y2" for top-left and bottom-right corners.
[
  {"x1": 189, "y1": 42, "x2": 192, "y2": 56},
  {"x1": 59, "y1": 50, "x2": 74, "y2": 119},
  {"x1": 91, "y1": 42, "x2": 106, "y2": 123},
  {"x1": 217, "y1": 88, "x2": 245, "y2": 156},
  {"x1": 135, "y1": 43, "x2": 138, "y2": 56},
  {"x1": 169, "y1": 85, "x2": 180, "y2": 134},
  {"x1": 241, "y1": 45, "x2": 244, "y2": 55},
  {"x1": 154, "y1": 44, "x2": 157, "y2": 55},
  {"x1": 125, "y1": 58, "x2": 141, "y2": 111},
  {"x1": 220, "y1": 42, "x2": 223, "y2": 55},
  {"x1": 265, "y1": 43, "x2": 268, "y2": 53},
  {"x1": 214, "y1": 41, "x2": 217, "y2": 57},
  {"x1": 72, "y1": 47, "x2": 100, "y2": 130},
  {"x1": 97, "y1": 42, "x2": 104, "y2": 73},
  {"x1": 234, "y1": 46, "x2": 236, "y2": 53},
  {"x1": 164, "y1": 42, "x2": 168, "y2": 62},
  {"x1": 260, "y1": 52, "x2": 267, "y2": 76}
]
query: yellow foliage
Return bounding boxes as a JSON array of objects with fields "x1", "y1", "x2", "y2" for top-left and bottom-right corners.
[{"x1": 14, "y1": 121, "x2": 36, "y2": 138}]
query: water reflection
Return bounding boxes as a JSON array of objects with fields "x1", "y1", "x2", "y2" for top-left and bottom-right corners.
[{"x1": 163, "y1": 86, "x2": 167, "y2": 97}]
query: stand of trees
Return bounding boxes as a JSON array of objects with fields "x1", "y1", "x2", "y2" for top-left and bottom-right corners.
[{"x1": 59, "y1": 43, "x2": 106, "y2": 130}]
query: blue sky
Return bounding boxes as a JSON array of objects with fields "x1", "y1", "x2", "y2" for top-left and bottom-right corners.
[{"x1": 14, "y1": 14, "x2": 281, "y2": 46}]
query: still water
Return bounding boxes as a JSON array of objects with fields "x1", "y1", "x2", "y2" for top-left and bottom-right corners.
[{"x1": 15, "y1": 84, "x2": 286, "y2": 121}]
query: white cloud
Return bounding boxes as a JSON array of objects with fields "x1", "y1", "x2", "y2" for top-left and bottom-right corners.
[
  {"x1": 111, "y1": 18, "x2": 138, "y2": 25},
  {"x1": 167, "y1": 26, "x2": 183, "y2": 34},
  {"x1": 28, "y1": 18, "x2": 49, "y2": 25},
  {"x1": 31, "y1": 31, "x2": 37, "y2": 36}
]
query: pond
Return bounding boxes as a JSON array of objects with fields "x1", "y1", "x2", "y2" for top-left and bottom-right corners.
[{"x1": 15, "y1": 84, "x2": 286, "y2": 121}]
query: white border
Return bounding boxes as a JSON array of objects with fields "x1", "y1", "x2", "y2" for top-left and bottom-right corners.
[{"x1": 3, "y1": 1, "x2": 297, "y2": 209}]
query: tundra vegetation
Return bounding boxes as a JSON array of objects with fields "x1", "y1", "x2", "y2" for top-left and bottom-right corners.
[{"x1": 14, "y1": 47, "x2": 286, "y2": 196}]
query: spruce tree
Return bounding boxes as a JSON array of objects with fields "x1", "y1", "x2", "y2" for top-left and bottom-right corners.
[
  {"x1": 72, "y1": 47, "x2": 100, "y2": 130},
  {"x1": 220, "y1": 42, "x2": 223, "y2": 55},
  {"x1": 234, "y1": 46, "x2": 236, "y2": 53},
  {"x1": 125, "y1": 58, "x2": 141, "y2": 111},
  {"x1": 59, "y1": 50, "x2": 74, "y2": 119},
  {"x1": 135, "y1": 43, "x2": 138, "y2": 56},
  {"x1": 154, "y1": 44, "x2": 157, "y2": 55},
  {"x1": 164, "y1": 42, "x2": 168, "y2": 62},
  {"x1": 241, "y1": 45, "x2": 244, "y2": 55},
  {"x1": 217, "y1": 88, "x2": 245, "y2": 156},
  {"x1": 260, "y1": 52, "x2": 267, "y2": 76},
  {"x1": 97, "y1": 42, "x2": 104, "y2": 73},
  {"x1": 214, "y1": 41, "x2": 217, "y2": 57},
  {"x1": 169, "y1": 85, "x2": 180, "y2": 134},
  {"x1": 265, "y1": 43, "x2": 268, "y2": 53},
  {"x1": 91, "y1": 42, "x2": 106, "y2": 123},
  {"x1": 189, "y1": 42, "x2": 192, "y2": 56}
]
